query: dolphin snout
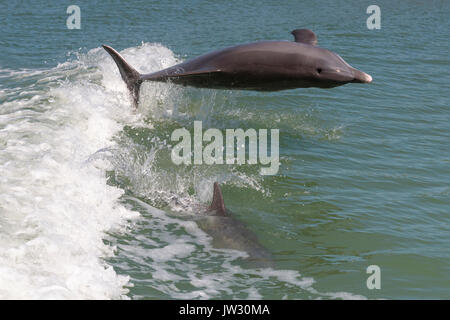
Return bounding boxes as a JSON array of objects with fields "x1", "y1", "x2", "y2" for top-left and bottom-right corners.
[{"x1": 352, "y1": 69, "x2": 372, "y2": 83}]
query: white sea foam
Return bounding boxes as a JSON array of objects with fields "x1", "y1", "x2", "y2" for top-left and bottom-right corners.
[
  {"x1": 0, "y1": 43, "x2": 365, "y2": 300},
  {"x1": 0, "y1": 43, "x2": 178, "y2": 299},
  {"x1": 117, "y1": 197, "x2": 365, "y2": 300}
]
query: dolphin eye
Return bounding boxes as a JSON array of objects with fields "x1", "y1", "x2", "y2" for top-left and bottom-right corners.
[{"x1": 317, "y1": 68, "x2": 322, "y2": 74}]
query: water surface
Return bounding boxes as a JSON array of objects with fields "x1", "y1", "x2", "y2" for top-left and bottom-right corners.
[{"x1": 0, "y1": 0, "x2": 449, "y2": 299}]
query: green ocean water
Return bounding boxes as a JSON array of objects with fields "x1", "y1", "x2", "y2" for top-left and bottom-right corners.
[{"x1": 0, "y1": 1, "x2": 448, "y2": 299}]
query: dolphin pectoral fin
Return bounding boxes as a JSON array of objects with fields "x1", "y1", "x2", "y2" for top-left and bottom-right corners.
[
  {"x1": 174, "y1": 68, "x2": 223, "y2": 77},
  {"x1": 164, "y1": 69, "x2": 223, "y2": 79},
  {"x1": 141, "y1": 68, "x2": 223, "y2": 83},
  {"x1": 291, "y1": 29, "x2": 318, "y2": 46},
  {"x1": 208, "y1": 182, "x2": 227, "y2": 216},
  {"x1": 102, "y1": 45, "x2": 142, "y2": 107}
]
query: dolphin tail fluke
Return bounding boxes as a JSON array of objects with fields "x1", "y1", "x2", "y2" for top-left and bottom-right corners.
[
  {"x1": 208, "y1": 182, "x2": 227, "y2": 216},
  {"x1": 102, "y1": 45, "x2": 142, "y2": 107}
]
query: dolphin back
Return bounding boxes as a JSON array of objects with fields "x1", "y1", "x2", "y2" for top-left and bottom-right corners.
[{"x1": 199, "y1": 183, "x2": 274, "y2": 268}]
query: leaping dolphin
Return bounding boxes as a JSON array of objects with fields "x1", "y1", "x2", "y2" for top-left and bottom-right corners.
[
  {"x1": 196, "y1": 182, "x2": 273, "y2": 268},
  {"x1": 103, "y1": 29, "x2": 372, "y2": 106}
]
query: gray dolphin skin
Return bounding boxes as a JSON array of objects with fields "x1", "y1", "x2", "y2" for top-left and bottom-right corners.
[
  {"x1": 103, "y1": 29, "x2": 372, "y2": 106},
  {"x1": 196, "y1": 183, "x2": 273, "y2": 267}
]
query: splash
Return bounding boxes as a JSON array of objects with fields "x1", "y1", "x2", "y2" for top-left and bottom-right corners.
[
  {"x1": 0, "y1": 42, "x2": 364, "y2": 300},
  {"x1": 0, "y1": 43, "x2": 178, "y2": 299}
]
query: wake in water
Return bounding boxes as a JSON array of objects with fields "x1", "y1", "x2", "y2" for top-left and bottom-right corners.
[
  {"x1": 0, "y1": 43, "x2": 363, "y2": 299},
  {"x1": 0, "y1": 46, "x2": 147, "y2": 299}
]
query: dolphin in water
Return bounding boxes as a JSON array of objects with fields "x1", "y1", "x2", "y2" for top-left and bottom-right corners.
[
  {"x1": 196, "y1": 182, "x2": 273, "y2": 268},
  {"x1": 103, "y1": 29, "x2": 372, "y2": 106}
]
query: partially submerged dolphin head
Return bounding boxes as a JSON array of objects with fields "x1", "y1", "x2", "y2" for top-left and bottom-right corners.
[{"x1": 290, "y1": 29, "x2": 372, "y2": 87}]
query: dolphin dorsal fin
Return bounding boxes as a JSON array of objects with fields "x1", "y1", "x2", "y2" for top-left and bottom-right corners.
[
  {"x1": 208, "y1": 182, "x2": 227, "y2": 216},
  {"x1": 291, "y1": 29, "x2": 318, "y2": 46}
]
